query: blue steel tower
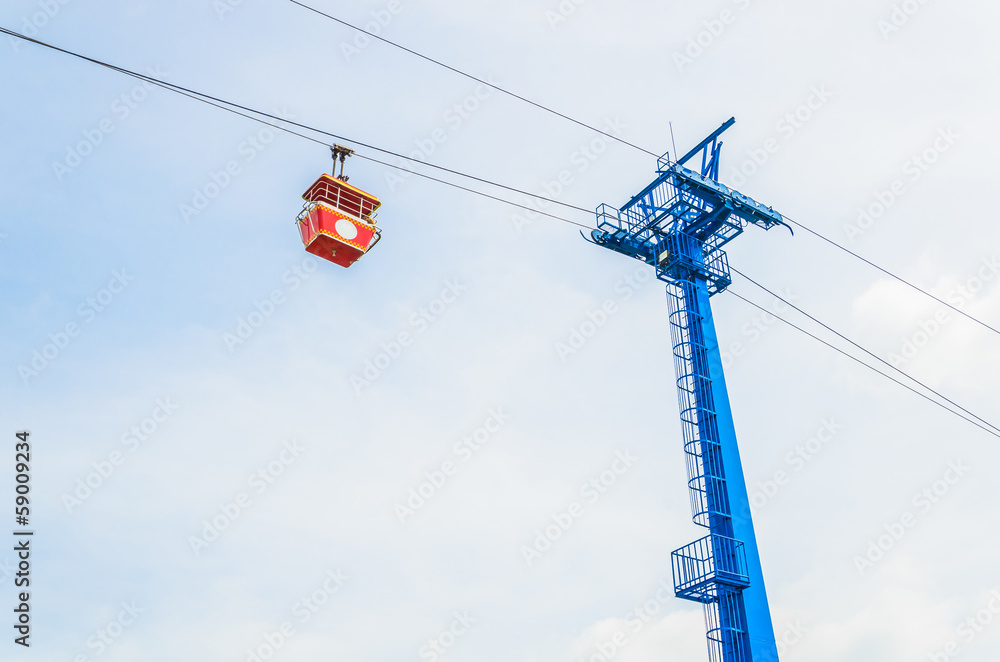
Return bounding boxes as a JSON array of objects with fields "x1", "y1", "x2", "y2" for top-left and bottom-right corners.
[{"x1": 586, "y1": 118, "x2": 788, "y2": 662}]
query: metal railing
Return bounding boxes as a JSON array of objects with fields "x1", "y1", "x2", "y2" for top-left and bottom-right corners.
[{"x1": 671, "y1": 534, "x2": 750, "y2": 601}]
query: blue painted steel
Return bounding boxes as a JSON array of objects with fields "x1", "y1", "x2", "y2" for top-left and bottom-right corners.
[
  {"x1": 672, "y1": 534, "x2": 750, "y2": 603},
  {"x1": 587, "y1": 120, "x2": 783, "y2": 662},
  {"x1": 674, "y1": 117, "x2": 735, "y2": 180},
  {"x1": 696, "y1": 283, "x2": 781, "y2": 662}
]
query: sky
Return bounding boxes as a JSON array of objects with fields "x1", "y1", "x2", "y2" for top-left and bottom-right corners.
[{"x1": 1, "y1": 0, "x2": 1000, "y2": 661}]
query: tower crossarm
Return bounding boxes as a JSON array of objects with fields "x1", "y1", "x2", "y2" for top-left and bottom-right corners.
[{"x1": 590, "y1": 162, "x2": 787, "y2": 296}]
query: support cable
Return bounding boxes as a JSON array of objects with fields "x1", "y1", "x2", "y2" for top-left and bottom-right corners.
[
  {"x1": 4, "y1": 25, "x2": 998, "y2": 348},
  {"x1": 781, "y1": 215, "x2": 1000, "y2": 339},
  {"x1": 286, "y1": 0, "x2": 662, "y2": 159},
  {"x1": 732, "y1": 267, "x2": 1000, "y2": 436},
  {"x1": 285, "y1": 4, "x2": 1000, "y2": 339},
  {"x1": 0, "y1": 26, "x2": 592, "y2": 230},
  {"x1": 727, "y1": 290, "x2": 1000, "y2": 441},
  {"x1": 0, "y1": 27, "x2": 594, "y2": 219}
]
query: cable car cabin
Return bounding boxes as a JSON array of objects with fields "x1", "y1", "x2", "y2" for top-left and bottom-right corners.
[{"x1": 296, "y1": 174, "x2": 382, "y2": 268}]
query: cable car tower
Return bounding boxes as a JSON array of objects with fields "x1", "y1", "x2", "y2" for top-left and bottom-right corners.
[{"x1": 586, "y1": 118, "x2": 788, "y2": 662}]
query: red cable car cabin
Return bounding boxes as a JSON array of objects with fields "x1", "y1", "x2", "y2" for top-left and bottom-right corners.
[{"x1": 296, "y1": 174, "x2": 382, "y2": 268}]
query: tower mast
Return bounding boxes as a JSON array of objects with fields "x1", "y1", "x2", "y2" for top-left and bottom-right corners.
[{"x1": 587, "y1": 118, "x2": 788, "y2": 662}]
